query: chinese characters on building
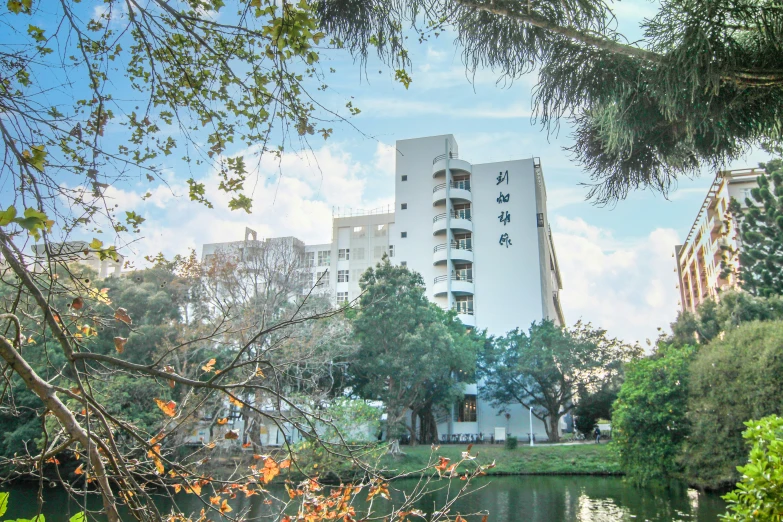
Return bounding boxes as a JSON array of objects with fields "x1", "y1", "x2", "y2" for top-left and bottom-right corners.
[{"x1": 497, "y1": 171, "x2": 511, "y2": 247}]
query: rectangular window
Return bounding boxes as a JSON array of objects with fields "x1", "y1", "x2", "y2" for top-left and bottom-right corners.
[
  {"x1": 375, "y1": 224, "x2": 387, "y2": 237},
  {"x1": 305, "y1": 252, "x2": 315, "y2": 267},
  {"x1": 453, "y1": 204, "x2": 471, "y2": 220},
  {"x1": 389, "y1": 245, "x2": 395, "y2": 258},
  {"x1": 401, "y1": 175, "x2": 408, "y2": 181},
  {"x1": 456, "y1": 394, "x2": 477, "y2": 422},
  {"x1": 455, "y1": 233, "x2": 472, "y2": 251},
  {"x1": 454, "y1": 296, "x2": 474, "y2": 315},
  {"x1": 454, "y1": 263, "x2": 473, "y2": 282},
  {"x1": 401, "y1": 232, "x2": 407, "y2": 238},
  {"x1": 353, "y1": 247, "x2": 365, "y2": 260},
  {"x1": 336, "y1": 292, "x2": 348, "y2": 303},
  {"x1": 453, "y1": 175, "x2": 471, "y2": 191},
  {"x1": 401, "y1": 203, "x2": 408, "y2": 210},
  {"x1": 337, "y1": 270, "x2": 349, "y2": 283},
  {"x1": 317, "y1": 250, "x2": 330, "y2": 266},
  {"x1": 338, "y1": 248, "x2": 350, "y2": 261},
  {"x1": 352, "y1": 226, "x2": 366, "y2": 238},
  {"x1": 315, "y1": 270, "x2": 328, "y2": 286}
]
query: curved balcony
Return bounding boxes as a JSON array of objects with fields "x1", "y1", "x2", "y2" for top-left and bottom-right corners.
[
  {"x1": 433, "y1": 275, "x2": 475, "y2": 297},
  {"x1": 453, "y1": 308, "x2": 476, "y2": 328},
  {"x1": 432, "y1": 243, "x2": 474, "y2": 265},
  {"x1": 432, "y1": 182, "x2": 472, "y2": 206},
  {"x1": 432, "y1": 153, "x2": 472, "y2": 178},
  {"x1": 432, "y1": 212, "x2": 474, "y2": 235}
]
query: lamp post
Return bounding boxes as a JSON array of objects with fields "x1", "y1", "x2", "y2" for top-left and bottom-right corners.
[{"x1": 529, "y1": 407, "x2": 534, "y2": 447}]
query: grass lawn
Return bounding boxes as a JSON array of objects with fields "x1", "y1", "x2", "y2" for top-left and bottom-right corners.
[{"x1": 375, "y1": 442, "x2": 621, "y2": 477}]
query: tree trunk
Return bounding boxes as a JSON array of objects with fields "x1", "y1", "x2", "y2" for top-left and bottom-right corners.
[
  {"x1": 547, "y1": 414, "x2": 561, "y2": 443},
  {"x1": 408, "y1": 411, "x2": 418, "y2": 446},
  {"x1": 418, "y1": 405, "x2": 439, "y2": 444}
]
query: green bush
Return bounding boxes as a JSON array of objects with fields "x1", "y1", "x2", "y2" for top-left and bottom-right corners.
[
  {"x1": 684, "y1": 321, "x2": 783, "y2": 489},
  {"x1": 612, "y1": 345, "x2": 694, "y2": 486},
  {"x1": 722, "y1": 415, "x2": 783, "y2": 521},
  {"x1": 504, "y1": 436, "x2": 518, "y2": 450}
]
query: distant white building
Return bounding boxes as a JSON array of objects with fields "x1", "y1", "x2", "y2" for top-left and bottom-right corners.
[
  {"x1": 31, "y1": 241, "x2": 123, "y2": 279},
  {"x1": 201, "y1": 134, "x2": 565, "y2": 442}
]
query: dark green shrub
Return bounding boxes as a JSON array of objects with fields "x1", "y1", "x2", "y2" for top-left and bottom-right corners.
[
  {"x1": 574, "y1": 387, "x2": 617, "y2": 438},
  {"x1": 504, "y1": 436, "x2": 518, "y2": 450},
  {"x1": 722, "y1": 415, "x2": 783, "y2": 521},
  {"x1": 612, "y1": 345, "x2": 694, "y2": 486},
  {"x1": 684, "y1": 321, "x2": 783, "y2": 489}
]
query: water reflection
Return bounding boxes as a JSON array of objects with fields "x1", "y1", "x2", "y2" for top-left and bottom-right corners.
[{"x1": 2, "y1": 476, "x2": 726, "y2": 521}]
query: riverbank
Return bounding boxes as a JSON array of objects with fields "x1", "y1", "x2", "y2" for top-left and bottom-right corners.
[{"x1": 376, "y1": 442, "x2": 621, "y2": 477}]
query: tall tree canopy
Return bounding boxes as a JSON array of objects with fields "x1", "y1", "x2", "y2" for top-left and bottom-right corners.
[
  {"x1": 348, "y1": 259, "x2": 481, "y2": 445},
  {"x1": 317, "y1": 0, "x2": 783, "y2": 203},
  {"x1": 480, "y1": 320, "x2": 638, "y2": 442}
]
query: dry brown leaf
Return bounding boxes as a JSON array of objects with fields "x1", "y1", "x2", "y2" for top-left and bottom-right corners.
[
  {"x1": 114, "y1": 307, "x2": 132, "y2": 325},
  {"x1": 113, "y1": 336, "x2": 127, "y2": 354}
]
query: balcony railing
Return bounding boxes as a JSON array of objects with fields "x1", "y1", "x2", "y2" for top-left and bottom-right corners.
[
  {"x1": 433, "y1": 152, "x2": 459, "y2": 164},
  {"x1": 433, "y1": 181, "x2": 471, "y2": 193},
  {"x1": 452, "y1": 305, "x2": 475, "y2": 315},
  {"x1": 434, "y1": 242, "x2": 473, "y2": 253},
  {"x1": 434, "y1": 274, "x2": 474, "y2": 284},
  {"x1": 433, "y1": 212, "x2": 473, "y2": 223}
]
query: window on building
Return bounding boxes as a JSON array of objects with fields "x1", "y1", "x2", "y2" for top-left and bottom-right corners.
[
  {"x1": 375, "y1": 224, "x2": 387, "y2": 237},
  {"x1": 454, "y1": 233, "x2": 472, "y2": 251},
  {"x1": 453, "y1": 175, "x2": 471, "y2": 191},
  {"x1": 353, "y1": 247, "x2": 365, "y2": 260},
  {"x1": 742, "y1": 188, "x2": 754, "y2": 202},
  {"x1": 401, "y1": 261, "x2": 407, "y2": 267},
  {"x1": 304, "y1": 252, "x2": 315, "y2": 267},
  {"x1": 389, "y1": 245, "x2": 395, "y2": 257},
  {"x1": 351, "y1": 226, "x2": 366, "y2": 238},
  {"x1": 338, "y1": 248, "x2": 350, "y2": 261},
  {"x1": 352, "y1": 269, "x2": 363, "y2": 283},
  {"x1": 401, "y1": 232, "x2": 407, "y2": 238},
  {"x1": 456, "y1": 394, "x2": 477, "y2": 422},
  {"x1": 453, "y1": 203, "x2": 472, "y2": 220},
  {"x1": 336, "y1": 292, "x2": 348, "y2": 303},
  {"x1": 373, "y1": 246, "x2": 386, "y2": 259},
  {"x1": 315, "y1": 270, "x2": 328, "y2": 286},
  {"x1": 454, "y1": 263, "x2": 473, "y2": 282},
  {"x1": 401, "y1": 203, "x2": 408, "y2": 210},
  {"x1": 337, "y1": 270, "x2": 349, "y2": 283},
  {"x1": 317, "y1": 250, "x2": 330, "y2": 266},
  {"x1": 401, "y1": 175, "x2": 408, "y2": 181},
  {"x1": 454, "y1": 296, "x2": 473, "y2": 315}
]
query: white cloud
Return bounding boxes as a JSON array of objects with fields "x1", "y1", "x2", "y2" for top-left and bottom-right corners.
[
  {"x1": 357, "y1": 98, "x2": 532, "y2": 119},
  {"x1": 553, "y1": 216, "x2": 681, "y2": 346},
  {"x1": 99, "y1": 142, "x2": 394, "y2": 263}
]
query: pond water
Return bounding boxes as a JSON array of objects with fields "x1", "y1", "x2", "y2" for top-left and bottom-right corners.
[{"x1": 3, "y1": 475, "x2": 727, "y2": 521}]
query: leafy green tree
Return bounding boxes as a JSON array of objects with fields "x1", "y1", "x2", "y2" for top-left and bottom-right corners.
[
  {"x1": 318, "y1": 0, "x2": 783, "y2": 203},
  {"x1": 724, "y1": 159, "x2": 783, "y2": 297},
  {"x1": 480, "y1": 320, "x2": 637, "y2": 442},
  {"x1": 612, "y1": 345, "x2": 694, "y2": 486},
  {"x1": 573, "y1": 386, "x2": 618, "y2": 438},
  {"x1": 722, "y1": 415, "x2": 783, "y2": 522},
  {"x1": 667, "y1": 291, "x2": 783, "y2": 346},
  {"x1": 684, "y1": 321, "x2": 783, "y2": 490},
  {"x1": 348, "y1": 259, "x2": 481, "y2": 445}
]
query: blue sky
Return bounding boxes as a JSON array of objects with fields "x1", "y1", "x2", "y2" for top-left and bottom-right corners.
[{"x1": 16, "y1": 0, "x2": 769, "y2": 345}]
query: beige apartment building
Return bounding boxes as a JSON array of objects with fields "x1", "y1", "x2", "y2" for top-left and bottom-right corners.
[{"x1": 675, "y1": 168, "x2": 761, "y2": 313}]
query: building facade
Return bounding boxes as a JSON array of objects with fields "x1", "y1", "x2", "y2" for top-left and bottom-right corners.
[
  {"x1": 201, "y1": 134, "x2": 565, "y2": 442},
  {"x1": 675, "y1": 168, "x2": 761, "y2": 313}
]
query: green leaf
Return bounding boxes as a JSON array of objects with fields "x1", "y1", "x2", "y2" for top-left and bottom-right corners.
[
  {"x1": 228, "y1": 194, "x2": 253, "y2": 213},
  {"x1": 69, "y1": 513, "x2": 86, "y2": 522},
  {"x1": 22, "y1": 207, "x2": 47, "y2": 221},
  {"x1": 89, "y1": 238, "x2": 103, "y2": 250},
  {"x1": 0, "y1": 206, "x2": 17, "y2": 226},
  {"x1": 0, "y1": 491, "x2": 8, "y2": 516}
]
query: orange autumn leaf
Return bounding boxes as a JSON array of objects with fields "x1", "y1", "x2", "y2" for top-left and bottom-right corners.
[
  {"x1": 168, "y1": 379, "x2": 175, "y2": 389},
  {"x1": 219, "y1": 499, "x2": 232, "y2": 514},
  {"x1": 216, "y1": 417, "x2": 228, "y2": 426},
  {"x1": 279, "y1": 459, "x2": 291, "y2": 469},
  {"x1": 173, "y1": 484, "x2": 182, "y2": 493},
  {"x1": 242, "y1": 442, "x2": 252, "y2": 448},
  {"x1": 71, "y1": 297, "x2": 84, "y2": 310},
  {"x1": 186, "y1": 482, "x2": 202, "y2": 495},
  {"x1": 74, "y1": 464, "x2": 84, "y2": 475},
  {"x1": 210, "y1": 495, "x2": 221, "y2": 505},
  {"x1": 201, "y1": 358, "x2": 216, "y2": 372},
  {"x1": 261, "y1": 457, "x2": 280, "y2": 484},
  {"x1": 114, "y1": 307, "x2": 132, "y2": 325},
  {"x1": 114, "y1": 336, "x2": 127, "y2": 354},
  {"x1": 224, "y1": 429, "x2": 239, "y2": 440},
  {"x1": 154, "y1": 398, "x2": 177, "y2": 417},
  {"x1": 227, "y1": 395, "x2": 244, "y2": 408},
  {"x1": 45, "y1": 457, "x2": 60, "y2": 465},
  {"x1": 154, "y1": 457, "x2": 164, "y2": 475}
]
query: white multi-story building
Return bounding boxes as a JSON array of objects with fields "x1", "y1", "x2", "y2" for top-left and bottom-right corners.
[{"x1": 201, "y1": 134, "x2": 564, "y2": 442}]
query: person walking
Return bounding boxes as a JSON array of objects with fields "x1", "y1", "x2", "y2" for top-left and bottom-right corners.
[{"x1": 593, "y1": 426, "x2": 601, "y2": 444}]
